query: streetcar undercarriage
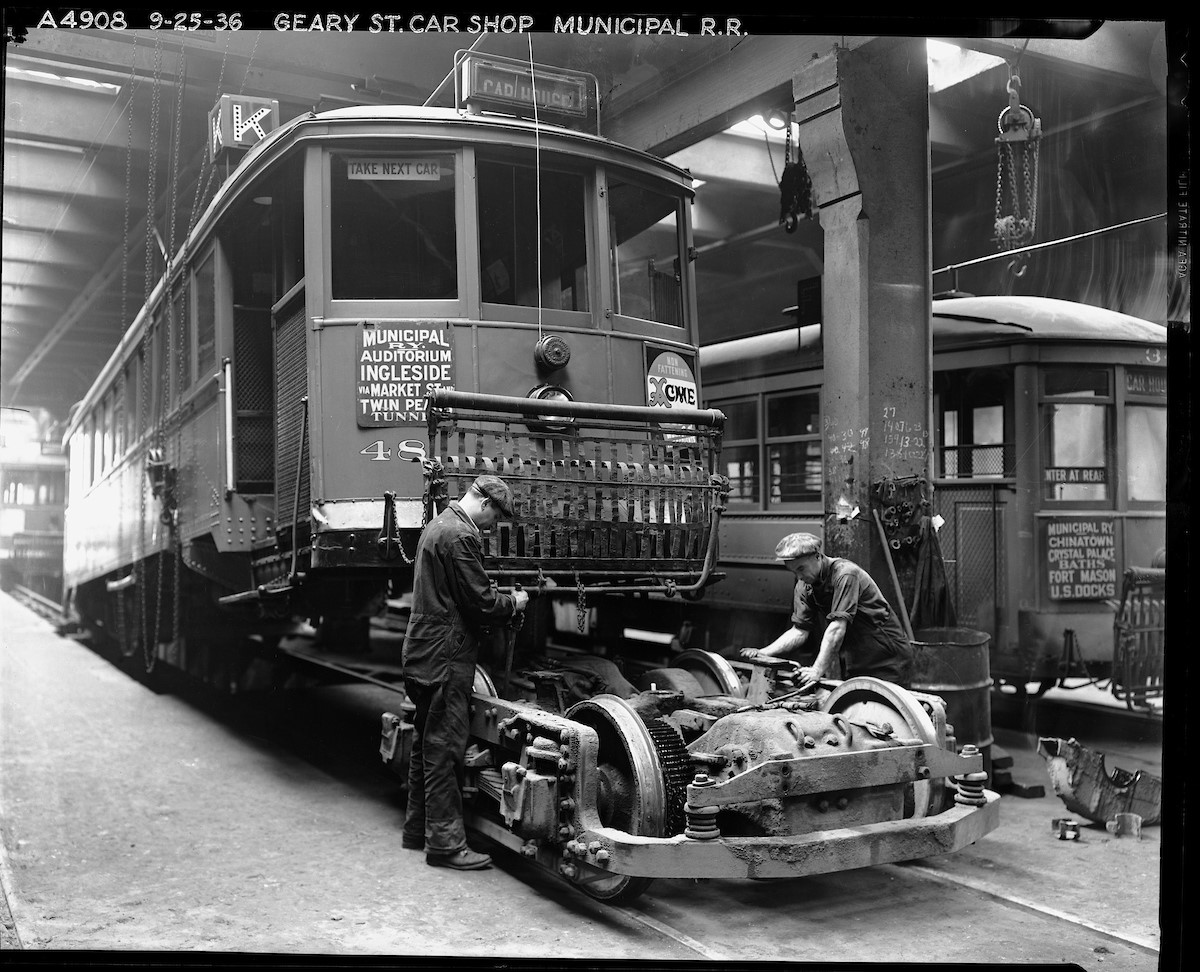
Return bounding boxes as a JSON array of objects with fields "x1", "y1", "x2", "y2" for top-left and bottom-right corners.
[{"x1": 380, "y1": 657, "x2": 999, "y2": 903}]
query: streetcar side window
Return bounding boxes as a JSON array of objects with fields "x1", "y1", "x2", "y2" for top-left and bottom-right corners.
[
  {"x1": 100, "y1": 392, "x2": 113, "y2": 476},
  {"x1": 330, "y1": 153, "x2": 457, "y2": 300},
  {"x1": 477, "y1": 156, "x2": 589, "y2": 312},
  {"x1": 766, "y1": 391, "x2": 822, "y2": 505},
  {"x1": 716, "y1": 397, "x2": 759, "y2": 505},
  {"x1": 710, "y1": 391, "x2": 822, "y2": 509},
  {"x1": 1040, "y1": 367, "x2": 1112, "y2": 504},
  {"x1": 170, "y1": 288, "x2": 189, "y2": 405},
  {"x1": 606, "y1": 175, "x2": 684, "y2": 326},
  {"x1": 935, "y1": 368, "x2": 1012, "y2": 479},
  {"x1": 147, "y1": 317, "x2": 164, "y2": 430},
  {"x1": 194, "y1": 253, "x2": 216, "y2": 381}
]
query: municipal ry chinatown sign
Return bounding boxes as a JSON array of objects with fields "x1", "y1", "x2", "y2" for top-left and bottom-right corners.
[{"x1": 1044, "y1": 517, "x2": 1118, "y2": 600}]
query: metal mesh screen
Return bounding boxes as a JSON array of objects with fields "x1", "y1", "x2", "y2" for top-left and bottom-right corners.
[
  {"x1": 933, "y1": 484, "x2": 1006, "y2": 638},
  {"x1": 274, "y1": 299, "x2": 309, "y2": 528},
  {"x1": 939, "y1": 443, "x2": 1015, "y2": 478},
  {"x1": 234, "y1": 308, "x2": 274, "y2": 489},
  {"x1": 430, "y1": 405, "x2": 725, "y2": 581}
]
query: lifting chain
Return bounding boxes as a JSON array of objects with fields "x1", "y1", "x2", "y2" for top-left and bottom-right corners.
[
  {"x1": 189, "y1": 36, "x2": 232, "y2": 234},
  {"x1": 993, "y1": 70, "x2": 1040, "y2": 255},
  {"x1": 116, "y1": 37, "x2": 137, "y2": 654},
  {"x1": 575, "y1": 572, "x2": 587, "y2": 634},
  {"x1": 168, "y1": 45, "x2": 187, "y2": 656},
  {"x1": 140, "y1": 35, "x2": 165, "y2": 675}
]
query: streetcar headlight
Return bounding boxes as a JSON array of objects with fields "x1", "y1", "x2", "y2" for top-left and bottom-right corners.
[{"x1": 527, "y1": 384, "x2": 574, "y2": 433}]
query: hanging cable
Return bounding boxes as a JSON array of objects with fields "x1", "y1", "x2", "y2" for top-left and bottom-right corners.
[
  {"x1": 525, "y1": 33, "x2": 544, "y2": 336},
  {"x1": 189, "y1": 33, "x2": 233, "y2": 234}
]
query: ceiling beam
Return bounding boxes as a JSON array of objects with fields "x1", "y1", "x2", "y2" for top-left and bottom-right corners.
[
  {"x1": 5, "y1": 141, "x2": 207, "y2": 398},
  {"x1": 9, "y1": 30, "x2": 449, "y2": 113},
  {"x1": 606, "y1": 34, "x2": 872, "y2": 157},
  {"x1": 3, "y1": 143, "x2": 127, "y2": 202},
  {"x1": 3, "y1": 232, "x2": 113, "y2": 270},
  {"x1": 946, "y1": 21, "x2": 1164, "y2": 89},
  {"x1": 670, "y1": 130, "x2": 784, "y2": 187},
  {"x1": 0, "y1": 189, "x2": 128, "y2": 239},
  {"x1": 4, "y1": 78, "x2": 149, "y2": 151}
]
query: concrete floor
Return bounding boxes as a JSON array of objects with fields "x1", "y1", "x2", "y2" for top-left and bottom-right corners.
[{"x1": 0, "y1": 590, "x2": 1172, "y2": 966}]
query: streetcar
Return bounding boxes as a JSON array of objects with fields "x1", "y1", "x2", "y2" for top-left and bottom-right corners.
[
  {"x1": 0, "y1": 406, "x2": 66, "y2": 605},
  {"x1": 691, "y1": 294, "x2": 1167, "y2": 694},
  {"x1": 60, "y1": 53, "x2": 997, "y2": 904}
]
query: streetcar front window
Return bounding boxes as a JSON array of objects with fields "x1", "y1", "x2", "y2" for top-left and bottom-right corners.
[
  {"x1": 1043, "y1": 403, "x2": 1110, "y2": 501},
  {"x1": 607, "y1": 176, "x2": 684, "y2": 326},
  {"x1": 330, "y1": 154, "x2": 458, "y2": 300},
  {"x1": 1126, "y1": 404, "x2": 1166, "y2": 502},
  {"x1": 1040, "y1": 366, "x2": 1113, "y2": 503},
  {"x1": 477, "y1": 157, "x2": 589, "y2": 312}
]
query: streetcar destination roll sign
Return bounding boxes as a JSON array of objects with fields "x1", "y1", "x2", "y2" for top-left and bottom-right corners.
[
  {"x1": 356, "y1": 322, "x2": 455, "y2": 427},
  {"x1": 1044, "y1": 517, "x2": 1118, "y2": 600},
  {"x1": 460, "y1": 54, "x2": 589, "y2": 117}
]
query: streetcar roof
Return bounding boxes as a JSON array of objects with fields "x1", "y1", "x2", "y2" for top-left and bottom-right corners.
[
  {"x1": 930, "y1": 295, "x2": 1167, "y2": 345},
  {"x1": 283, "y1": 104, "x2": 694, "y2": 183},
  {"x1": 699, "y1": 295, "x2": 1166, "y2": 379}
]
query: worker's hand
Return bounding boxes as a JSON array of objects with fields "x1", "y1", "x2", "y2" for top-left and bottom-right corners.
[
  {"x1": 739, "y1": 647, "x2": 762, "y2": 660},
  {"x1": 796, "y1": 665, "x2": 823, "y2": 688},
  {"x1": 512, "y1": 589, "x2": 530, "y2": 613}
]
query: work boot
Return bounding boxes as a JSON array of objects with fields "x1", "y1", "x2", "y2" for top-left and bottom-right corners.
[{"x1": 426, "y1": 848, "x2": 492, "y2": 870}]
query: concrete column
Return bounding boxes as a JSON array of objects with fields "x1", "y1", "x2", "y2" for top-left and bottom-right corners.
[{"x1": 793, "y1": 37, "x2": 933, "y2": 602}]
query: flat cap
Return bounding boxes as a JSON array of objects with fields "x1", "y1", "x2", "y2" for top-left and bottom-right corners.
[
  {"x1": 472, "y1": 474, "x2": 515, "y2": 518},
  {"x1": 774, "y1": 532, "x2": 822, "y2": 561}
]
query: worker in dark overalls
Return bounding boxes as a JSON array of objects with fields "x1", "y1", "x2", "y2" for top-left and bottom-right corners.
[
  {"x1": 402, "y1": 475, "x2": 528, "y2": 870},
  {"x1": 742, "y1": 532, "x2": 914, "y2": 688}
]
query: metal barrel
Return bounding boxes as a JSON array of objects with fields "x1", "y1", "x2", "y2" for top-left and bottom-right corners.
[{"x1": 910, "y1": 627, "x2": 994, "y2": 751}]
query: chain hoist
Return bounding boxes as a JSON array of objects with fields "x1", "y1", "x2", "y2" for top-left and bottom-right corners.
[
  {"x1": 993, "y1": 69, "x2": 1041, "y2": 259},
  {"x1": 778, "y1": 113, "x2": 813, "y2": 234}
]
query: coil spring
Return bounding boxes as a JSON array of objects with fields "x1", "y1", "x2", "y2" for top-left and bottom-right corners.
[{"x1": 954, "y1": 744, "x2": 989, "y2": 806}]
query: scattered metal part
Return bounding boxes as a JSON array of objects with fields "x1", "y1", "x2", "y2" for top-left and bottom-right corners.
[
  {"x1": 1037, "y1": 737, "x2": 1161, "y2": 825},
  {"x1": 1105, "y1": 812, "x2": 1143, "y2": 838}
]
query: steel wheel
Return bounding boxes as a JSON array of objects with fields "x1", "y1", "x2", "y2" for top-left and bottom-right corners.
[
  {"x1": 473, "y1": 663, "x2": 498, "y2": 697},
  {"x1": 821, "y1": 677, "x2": 940, "y2": 818},
  {"x1": 566, "y1": 695, "x2": 666, "y2": 903},
  {"x1": 670, "y1": 648, "x2": 743, "y2": 696},
  {"x1": 636, "y1": 667, "x2": 705, "y2": 696}
]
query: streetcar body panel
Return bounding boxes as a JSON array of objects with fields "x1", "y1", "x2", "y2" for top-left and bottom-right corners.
[{"x1": 62, "y1": 100, "x2": 713, "y2": 650}]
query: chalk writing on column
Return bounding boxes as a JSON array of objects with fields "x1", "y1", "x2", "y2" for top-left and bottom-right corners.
[{"x1": 880, "y1": 404, "x2": 927, "y2": 463}]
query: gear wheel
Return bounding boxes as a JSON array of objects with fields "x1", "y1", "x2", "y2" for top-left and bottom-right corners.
[{"x1": 645, "y1": 718, "x2": 693, "y2": 836}]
